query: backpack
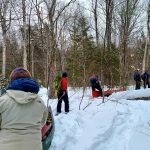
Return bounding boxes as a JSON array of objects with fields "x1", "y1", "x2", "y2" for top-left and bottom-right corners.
[
  {"x1": 141, "y1": 74, "x2": 146, "y2": 80},
  {"x1": 53, "y1": 73, "x2": 62, "y2": 92}
]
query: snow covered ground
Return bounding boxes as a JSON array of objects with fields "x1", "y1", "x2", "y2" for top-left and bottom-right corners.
[{"x1": 39, "y1": 87, "x2": 150, "y2": 150}]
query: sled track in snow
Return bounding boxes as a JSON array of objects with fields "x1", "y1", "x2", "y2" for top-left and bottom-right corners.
[{"x1": 87, "y1": 104, "x2": 134, "y2": 150}]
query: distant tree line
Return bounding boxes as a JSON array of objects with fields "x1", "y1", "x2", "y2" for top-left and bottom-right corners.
[{"x1": 0, "y1": 0, "x2": 150, "y2": 95}]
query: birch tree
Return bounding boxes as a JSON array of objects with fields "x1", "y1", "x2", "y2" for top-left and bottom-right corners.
[
  {"x1": 0, "y1": 0, "x2": 11, "y2": 78},
  {"x1": 22, "y1": 0, "x2": 27, "y2": 69}
]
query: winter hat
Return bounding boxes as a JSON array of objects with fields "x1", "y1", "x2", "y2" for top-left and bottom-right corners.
[
  {"x1": 62, "y1": 71, "x2": 68, "y2": 78},
  {"x1": 10, "y1": 68, "x2": 31, "y2": 81}
]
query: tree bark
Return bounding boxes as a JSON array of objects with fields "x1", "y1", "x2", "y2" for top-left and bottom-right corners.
[
  {"x1": 22, "y1": 0, "x2": 27, "y2": 69},
  {"x1": 142, "y1": 0, "x2": 150, "y2": 73},
  {"x1": 119, "y1": 0, "x2": 139, "y2": 83},
  {"x1": 0, "y1": 0, "x2": 10, "y2": 77},
  {"x1": 104, "y1": 0, "x2": 114, "y2": 51}
]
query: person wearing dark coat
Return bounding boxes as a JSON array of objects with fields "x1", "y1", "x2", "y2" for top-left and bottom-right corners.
[
  {"x1": 90, "y1": 74, "x2": 102, "y2": 95},
  {"x1": 141, "y1": 71, "x2": 150, "y2": 88},
  {"x1": 133, "y1": 70, "x2": 141, "y2": 90},
  {"x1": 56, "y1": 72, "x2": 69, "y2": 115}
]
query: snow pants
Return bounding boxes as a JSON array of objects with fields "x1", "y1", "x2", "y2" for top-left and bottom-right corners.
[
  {"x1": 92, "y1": 85, "x2": 102, "y2": 95},
  {"x1": 135, "y1": 81, "x2": 141, "y2": 90},
  {"x1": 143, "y1": 79, "x2": 150, "y2": 88},
  {"x1": 57, "y1": 90, "x2": 69, "y2": 113}
]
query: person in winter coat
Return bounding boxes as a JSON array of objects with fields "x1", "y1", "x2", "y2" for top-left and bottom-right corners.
[
  {"x1": 90, "y1": 74, "x2": 102, "y2": 95},
  {"x1": 133, "y1": 69, "x2": 141, "y2": 90},
  {"x1": 141, "y1": 71, "x2": 150, "y2": 88},
  {"x1": 0, "y1": 68, "x2": 48, "y2": 150},
  {"x1": 56, "y1": 71, "x2": 69, "y2": 115}
]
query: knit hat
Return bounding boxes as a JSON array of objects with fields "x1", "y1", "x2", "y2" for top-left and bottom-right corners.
[
  {"x1": 10, "y1": 68, "x2": 31, "y2": 81},
  {"x1": 62, "y1": 71, "x2": 67, "y2": 78}
]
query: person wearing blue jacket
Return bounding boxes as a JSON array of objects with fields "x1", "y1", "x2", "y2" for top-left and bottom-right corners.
[
  {"x1": 141, "y1": 71, "x2": 150, "y2": 88},
  {"x1": 90, "y1": 74, "x2": 102, "y2": 95}
]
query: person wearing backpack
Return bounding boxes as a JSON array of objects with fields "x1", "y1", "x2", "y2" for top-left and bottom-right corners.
[
  {"x1": 56, "y1": 72, "x2": 69, "y2": 115},
  {"x1": 141, "y1": 71, "x2": 150, "y2": 88}
]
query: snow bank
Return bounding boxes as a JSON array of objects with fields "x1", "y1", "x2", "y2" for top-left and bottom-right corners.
[{"x1": 39, "y1": 87, "x2": 150, "y2": 150}]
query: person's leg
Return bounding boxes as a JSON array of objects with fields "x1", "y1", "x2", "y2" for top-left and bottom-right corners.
[
  {"x1": 136, "y1": 81, "x2": 140, "y2": 89},
  {"x1": 135, "y1": 81, "x2": 137, "y2": 90},
  {"x1": 98, "y1": 86, "x2": 102, "y2": 95},
  {"x1": 57, "y1": 92, "x2": 63, "y2": 113},
  {"x1": 63, "y1": 92, "x2": 69, "y2": 112},
  {"x1": 92, "y1": 86, "x2": 95, "y2": 91},
  {"x1": 95, "y1": 85, "x2": 102, "y2": 95},
  {"x1": 138, "y1": 81, "x2": 141, "y2": 89},
  {"x1": 144, "y1": 80, "x2": 146, "y2": 88},
  {"x1": 147, "y1": 80, "x2": 150, "y2": 88},
  {"x1": 146, "y1": 80, "x2": 150, "y2": 88}
]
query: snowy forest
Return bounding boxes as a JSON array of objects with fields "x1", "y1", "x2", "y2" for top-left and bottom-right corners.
[{"x1": 0, "y1": 0, "x2": 150, "y2": 93}]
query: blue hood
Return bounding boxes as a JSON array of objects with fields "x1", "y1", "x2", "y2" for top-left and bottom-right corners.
[{"x1": 7, "y1": 78, "x2": 39, "y2": 93}]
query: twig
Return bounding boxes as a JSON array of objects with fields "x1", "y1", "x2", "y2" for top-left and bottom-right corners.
[
  {"x1": 102, "y1": 86, "x2": 105, "y2": 103},
  {"x1": 110, "y1": 99, "x2": 128, "y2": 105},
  {"x1": 79, "y1": 87, "x2": 86, "y2": 110},
  {"x1": 83, "y1": 102, "x2": 92, "y2": 110},
  {"x1": 69, "y1": 89, "x2": 80, "y2": 98},
  {"x1": 97, "y1": 95, "x2": 112, "y2": 106},
  {"x1": 97, "y1": 89, "x2": 133, "y2": 106}
]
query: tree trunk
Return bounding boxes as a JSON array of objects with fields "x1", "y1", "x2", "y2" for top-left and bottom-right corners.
[
  {"x1": 104, "y1": 0, "x2": 114, "y2": 51},
  {"x1": 142, "y1": 1, "x2": 150, "y2": 73},
  {"x1": 148, "y1": 1, "x2": 150, "y2": 40},
  {"x1": 0, "y1": 0, "x2": 10, "y2": 77},
  {"x1": 2, "y1": 31, "x2": 7, "y2": 78},
  {"x1": 142, "y1": 38, "x2": 148, "y2": 73},
  {"x1": 92, "y1": 0, "x2": 99, "y2": 47},
  {"x1": 119, "y1": 0, "x2": 139, "y2": 84},
  {"x1": 31, "y1": 44, "x2": 34, "y2": 77},
  {"x1": 22, "y1": 0, "x2": 27, "y2": 69}
]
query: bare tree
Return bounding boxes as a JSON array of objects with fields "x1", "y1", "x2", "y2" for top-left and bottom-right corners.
[
  {"x1": 142, "y1": 0, "x2": 150, "y2": 73},
  {"x1": 92, "y1": 0, "x2": 99, "y2": 47},
  {"x1": 22, "y1": 0, "x2": 27, "y2": 68},
  {"x1": 0, "y1": 0, "x2": 11, "y2": 78},
  {"x1": 118, "y1": 0, "x2": 140, "y2": 83},
  {"x1": 148, "y1": 0, "x2": 150, "y2": 40},
  {"x1": 34, "y1": 0, "x2": 76, "y2": 98},
  {"x1": 104, "y1": 0, "x2": 114, "y2": 51}
]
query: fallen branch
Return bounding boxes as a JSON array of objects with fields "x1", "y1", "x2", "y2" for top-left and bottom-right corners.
[
  {"x1": 127, "y1": 97, "x2": 150, "y2": 100},
  {"x1": 83, "y1": 102, "x2": 92, "y2": 110},
  {"x1": 79, "y1": 87, "x2": 86, "y2": 110},
  {"x1": 97, "y1": 89, "x2": 134, "y2": 106}
]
